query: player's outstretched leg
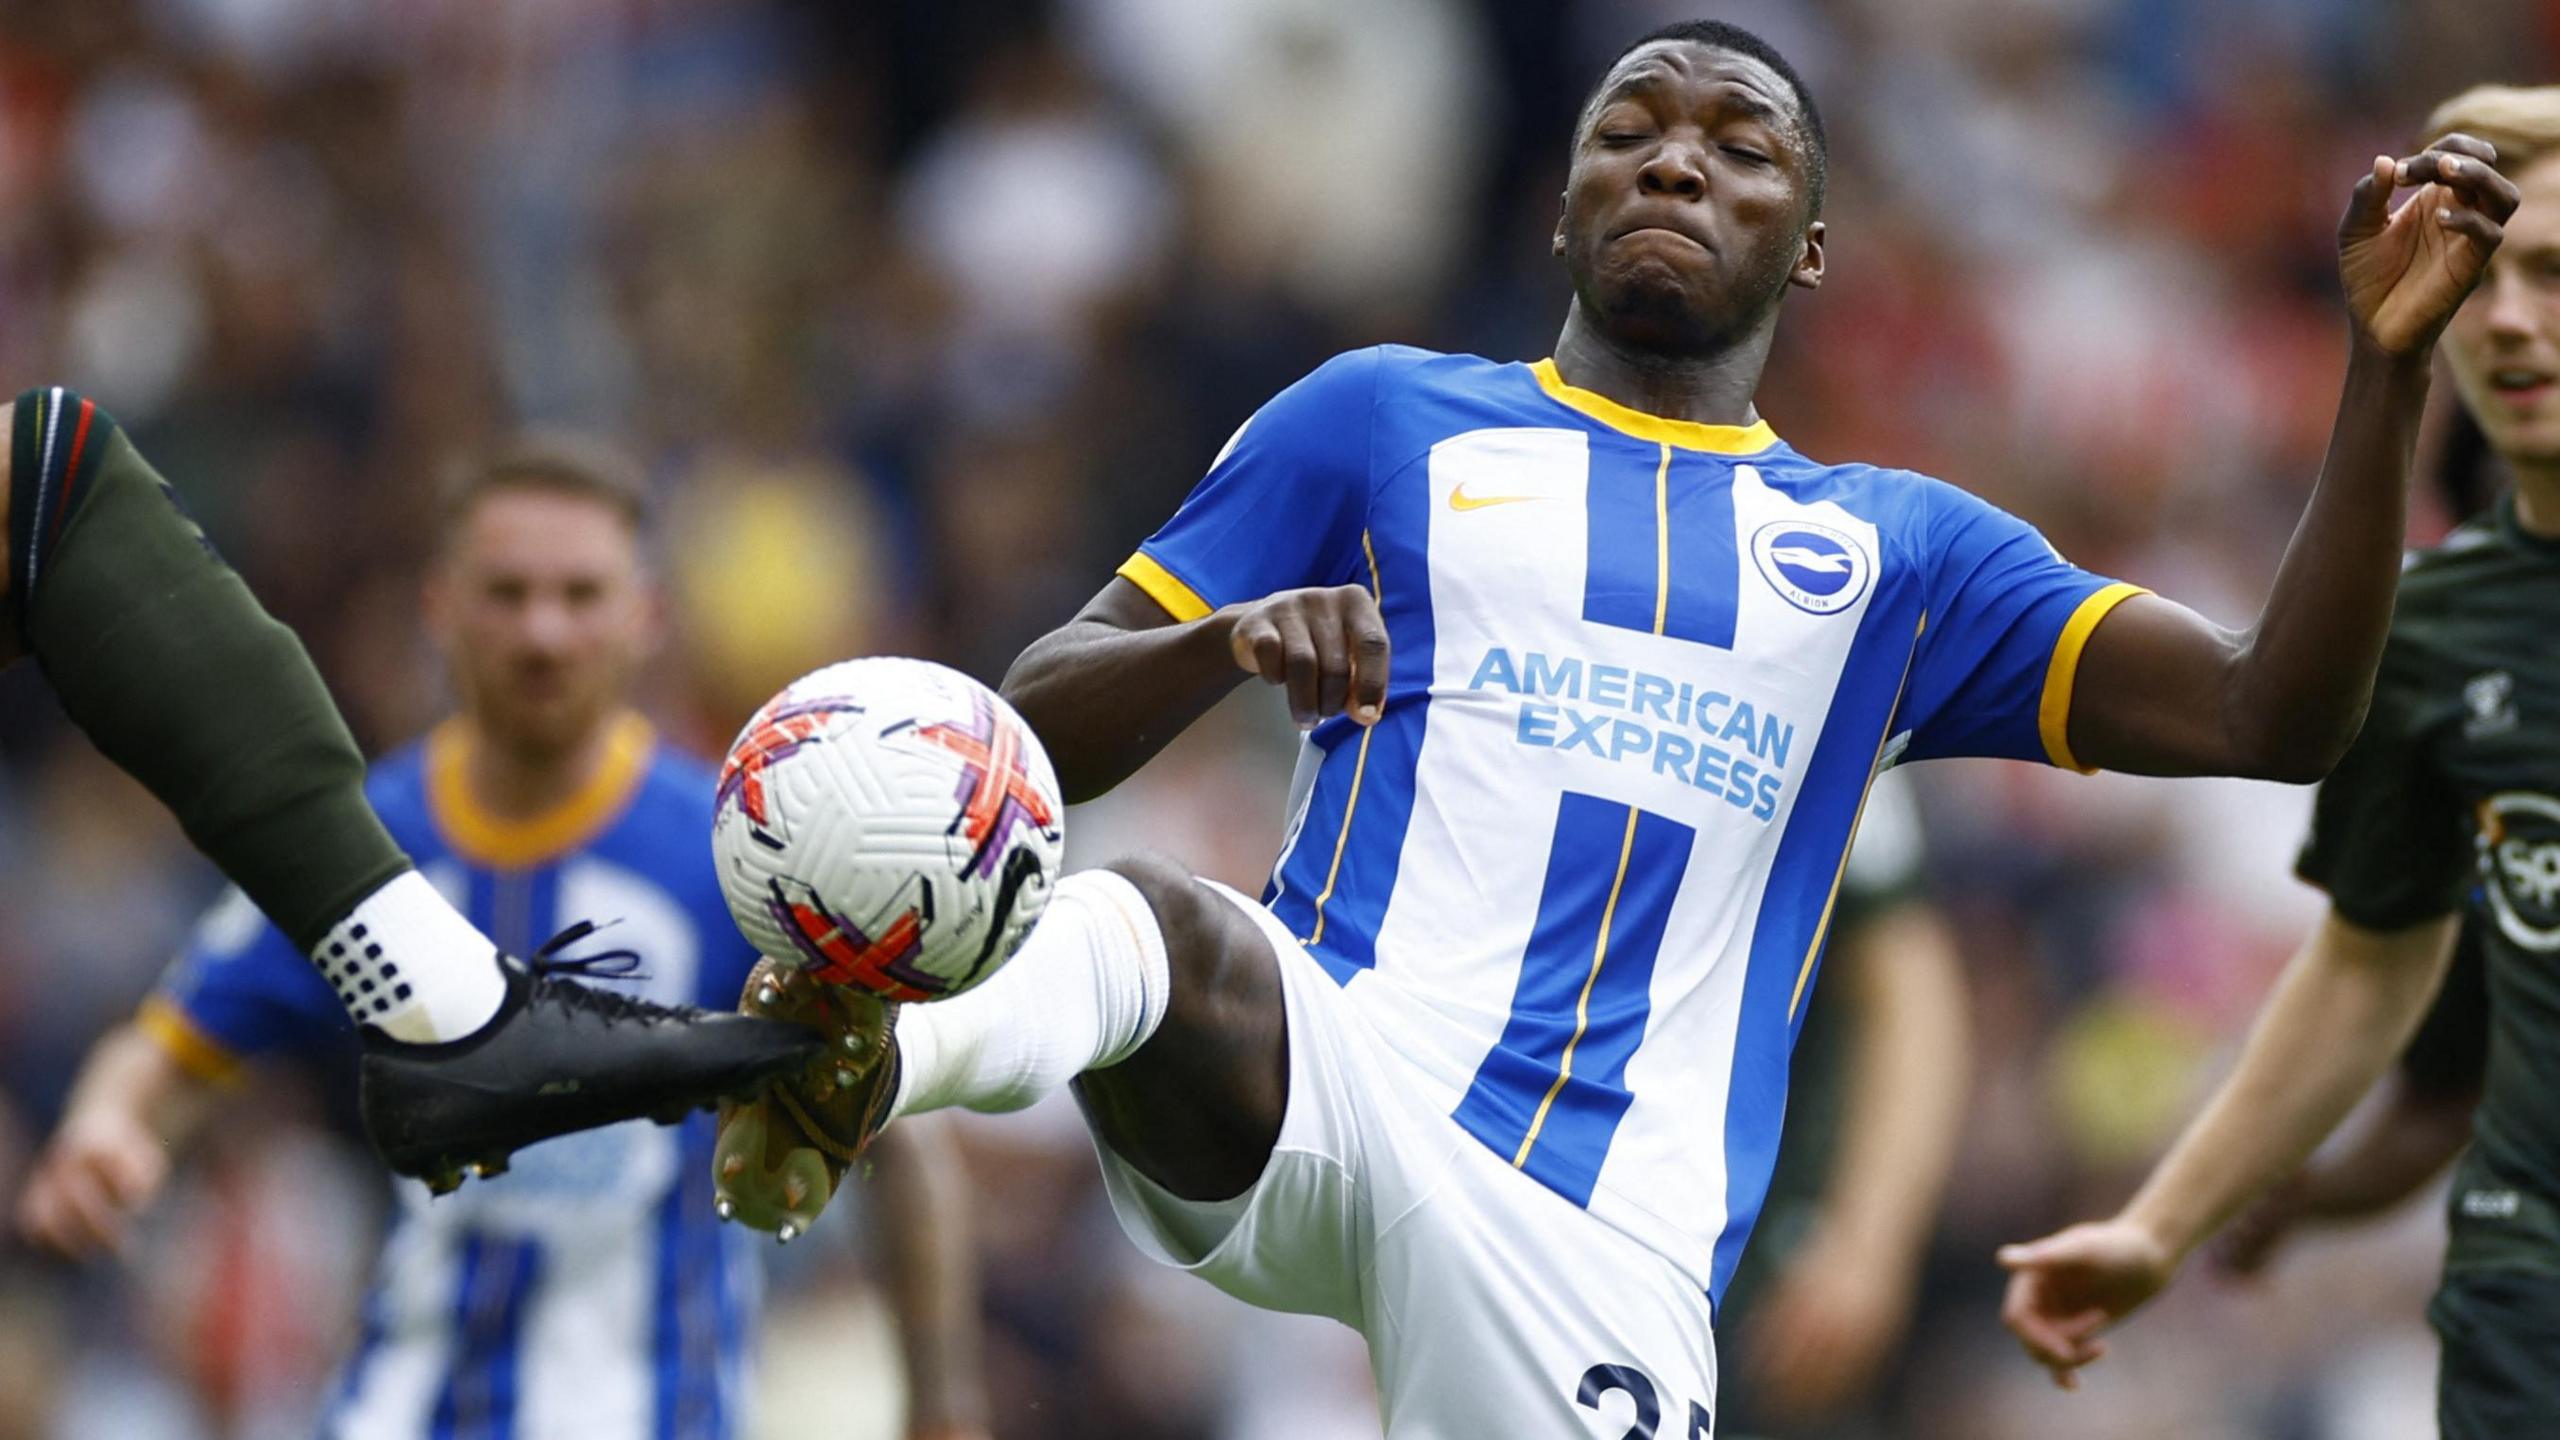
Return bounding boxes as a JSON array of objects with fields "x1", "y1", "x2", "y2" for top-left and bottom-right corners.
[
  {"x1": 0, "y1": 389, "x2": 821, "y2": 1189},
  {"x1": 714, "y1": 855, "x2": 1285, "y2": 1234}
]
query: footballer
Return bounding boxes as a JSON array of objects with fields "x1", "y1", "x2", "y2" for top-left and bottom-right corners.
[
  {"x1": 722, "y1": 19, "x2": 2512, "y2": 1435},
  {"x1": 2000, "y1": 84, "x2": 2560, "y2": 1440}
]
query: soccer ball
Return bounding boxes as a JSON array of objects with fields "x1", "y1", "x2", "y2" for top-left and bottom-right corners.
[{"x1": 711, "y1": 657, "x2": 1065, "y2": 1002}]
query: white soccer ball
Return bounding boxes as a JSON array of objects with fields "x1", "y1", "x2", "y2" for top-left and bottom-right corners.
[{"x1": 711, "y1": 657, "x2": 1065, "y2": 1002}]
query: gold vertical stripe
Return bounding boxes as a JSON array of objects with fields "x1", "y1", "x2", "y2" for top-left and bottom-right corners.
[
  {"x1": 1301, "y1": 530, "x2": 1383, "y2": 948},
  {"x1": 1514, "y1": 804, "x2": 1644, "y2": 1166},
  {"x1": 1787, "y1": 613, "x2": 1928, "y2": 1023},
  {"x1": 1651, "y1": 444, "x2": 1671, "y2": 636}
]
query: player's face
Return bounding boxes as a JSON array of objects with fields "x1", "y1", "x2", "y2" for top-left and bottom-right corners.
[
  {"x1": 1555, "y1": 42, "x2": 1823, "y2": 356},
  {"x1": 2445, "y1": 152, "x2": 2560, "y2": 469},
  {"x1": 430, "y1": 489, "x2": 660, "y2": 758}
]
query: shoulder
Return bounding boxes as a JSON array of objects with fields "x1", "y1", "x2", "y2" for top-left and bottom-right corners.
[{"x1": 1745, "y1": 450, "x2": 1969, "y2": 549}]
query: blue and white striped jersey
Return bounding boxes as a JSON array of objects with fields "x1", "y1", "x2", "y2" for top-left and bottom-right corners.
[
  {"x1": 1117, "y1": 347, "x2": 2141, "y2": 1302},
  {"x1": 148, "y1": 714, "x2": 762, "y2": 1440}
]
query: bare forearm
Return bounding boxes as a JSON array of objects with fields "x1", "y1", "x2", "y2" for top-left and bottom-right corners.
[
  {"x1": 1001, "y1": 614, "x2": 1240, "y2": 804},
  {"x1": 2221, "y1": 343, "x2": 2433, "y2": 773},
  {"x1": 1817, "y1": 905, "x2": 1970, "y2": 1262},
  {"x1": 869, "y1": 1121, "x2": 989, "y2": 1436},
  {"x1": 2124, "y1": 915, "x2": 2457, "y2": 1258},
  {"x1": 2294, "y1": 1074, "x2": 2477, "y2": 1222}
]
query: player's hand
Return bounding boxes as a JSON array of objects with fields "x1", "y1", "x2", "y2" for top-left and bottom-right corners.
[
  {"x1": 1221, "y1": 585, "x2": 1389, "y2": 729},
  {"x1": 2206, "y1": 1172, "x2": 2310, "y2": 1280},
  {"x1": 2339, "y1": 134, "x2": 2519, "y2": 356},
  {"x1": 14, "y1": 1109, "x2": 170, "y2": 1258},
  {"x1": 1743, "y1": 1229, "x2": 1916, "y2": 1421},
  {"x1": 1994, "y1": 1219, "x2": 2175, "y2": 1390}
]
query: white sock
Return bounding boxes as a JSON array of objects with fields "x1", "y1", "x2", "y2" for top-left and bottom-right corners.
[
  {"x1": 311, "y1": 871, "x2": 508, "y2": 1044},
  {"x1": 889, "y1": 869, "x2": 1173, "y2": 1120}
]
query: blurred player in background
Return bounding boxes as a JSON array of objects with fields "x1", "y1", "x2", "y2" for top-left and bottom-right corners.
[
  {"x1": 1998, "y1": 85, "x2": 2560, "y2": 1440},
  {"x1": 720, "y1": 17, "x2": 2510, "y2": 1435},
  {"x1": 14, "y1": 440, "x2": 988, "y2": 1440},
  {"x1": 0, "y1": 391, "x2": 817, "y2": 1187},
  {"x1": 1719, "y1": 774, "x2": 1966, "y2": 1438}
]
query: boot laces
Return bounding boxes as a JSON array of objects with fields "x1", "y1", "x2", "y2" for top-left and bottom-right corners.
[{"x1": 523, "y1": 919, "x2": 690, "y2": 1028}]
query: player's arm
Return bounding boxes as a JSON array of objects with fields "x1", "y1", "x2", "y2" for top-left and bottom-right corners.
[
  {"x1": 1747, "y1": 897, "x2": 1969, "y2": 1418},
  {"x1": 1003, "y1": 578, "x2": 1386, "y2": 803},
  {"x1": 2215, "y1": 932, "x2": 2485, "y2": 1274},
  {"x1": 14, "y1": 1018, "x2": 227, "y2": 1257},
  {"x1": 1002, "y1": 350, "x2": 1386, "y2": 802},
  {"x1": 1996, "y1": 908, "x2": 2460, "y2": 1387},
  {"x1": 2062, "y1": 140, "x2": 2516, "y2": 781},
  {"x1": 865, "y1": 1118, "x2": 993, "y2": 1440}
]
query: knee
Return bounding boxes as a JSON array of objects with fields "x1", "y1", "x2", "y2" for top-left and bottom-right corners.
[
  {"x1": 1099, "y1": 852, "x2": 1256, "y2": 991},
  {"x1": 1100, "y1": 852, "x2": 1215, "y2": 949}
]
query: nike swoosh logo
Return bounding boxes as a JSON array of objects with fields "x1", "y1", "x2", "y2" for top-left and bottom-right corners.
[{"x1": 1449, "y1": 485, "x2": 1543, "y2": 511}]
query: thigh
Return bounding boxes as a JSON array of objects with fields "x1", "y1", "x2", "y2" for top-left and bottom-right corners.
[
  {"x1": 1072, "y1": 854, "x2": 1291, "y2": 1201},
  {"x1": 1086, "y1": 889, "x2": 1390, "y2": 1327},
  {"x1": 2431, "y1": 1267, "x2": 2560, "y2": 1440},
  {"x1": 1367, "y1": 1134, "x2": 1720, "y2": 1440}
]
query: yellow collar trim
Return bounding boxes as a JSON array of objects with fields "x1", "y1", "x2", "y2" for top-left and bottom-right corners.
[
  {"x1": 1531, "y1": 359, "x2": 1779, "y2": 454},
  {"x1": 427, "y1": 712, "x2": 654, "y2": 869}
]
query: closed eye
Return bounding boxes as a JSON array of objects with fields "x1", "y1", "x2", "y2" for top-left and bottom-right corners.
[{"x1": 1722, "y1": 144, "x2": 1772, "y2": 166}]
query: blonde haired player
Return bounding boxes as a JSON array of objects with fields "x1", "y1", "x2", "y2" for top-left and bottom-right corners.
[{"x1": 2001, "y1": 85, "x2": 2560, "y2": 1439}]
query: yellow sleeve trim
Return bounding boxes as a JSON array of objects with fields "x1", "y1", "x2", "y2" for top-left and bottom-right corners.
[
  {"x1": 2038, "y1": 582, "x2": 2149, "y2": 773},
  {"x1": 1115, "y1": 551, "x2": 1213, "y2": 623},
  {"x1": 137, "y1": 994, "x2": 245, "y2": 1088}
]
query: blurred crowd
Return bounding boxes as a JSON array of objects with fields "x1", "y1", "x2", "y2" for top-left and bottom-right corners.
[{"x1": 0, "y1": 0, "x2": 2549, "y2": 1436}]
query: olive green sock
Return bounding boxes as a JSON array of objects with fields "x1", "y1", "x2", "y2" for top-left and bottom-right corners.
[{"x1": 8, "y1": 388, "x2": 409, "y2": 952}]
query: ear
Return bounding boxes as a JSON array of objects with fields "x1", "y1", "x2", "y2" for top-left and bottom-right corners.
[
  {"x1": 1552, "y1": 194, "x2": 1569, "y2": 258},
  {"x1": 1789, "y1": 220, "x2": 1826, "y2": 291}
]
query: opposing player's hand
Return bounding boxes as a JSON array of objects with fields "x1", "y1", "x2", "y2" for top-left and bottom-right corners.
[
  {"x1": 14, "y1": 1109, "x2": 170, "y2": 1258},
  {"x1": 2340, "y1": 134, "x2": 2519, "y2": 356},
  {"x1": 1994, "y1": 1220, "x2": 2175, "y2": 1390},
  {"x1": 1223, "y1": 585, "x2": 1389, "y2": 729},
  {"x1": 1744, "y1": 1231, "x2": 1916, "y2": 1420}
]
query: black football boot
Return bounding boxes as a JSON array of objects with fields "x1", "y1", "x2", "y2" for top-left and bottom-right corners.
[{"x1": 360, "y1": 925, "x2": 822, "y2": 1194}]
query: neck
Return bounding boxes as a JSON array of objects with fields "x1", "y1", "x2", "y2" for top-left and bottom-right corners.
[
  {"x1": 1551, "y1": 301, "x2": 1771, "y2": 427},
  {"x1": 458, "y1": 714, "x2": 622, "y2": 822},
  {"x1": 2513, "y1": 461, "x2": 2560, "y2": 539}
]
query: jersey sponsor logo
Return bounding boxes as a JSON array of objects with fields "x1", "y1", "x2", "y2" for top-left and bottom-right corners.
[
  {"x1": 1448, "y1": 482, "x2": 1544, "y2": 512},
  {"x1": 1748, "y1": 520, "x2": 1871, "y2": 615},
  {"x1": 1465, "y1": 646, "x2": 1797, "y2": 821},
  {"x1": 2477, "y1": 791, "x2": 2560, "y2": 953},
  {"x1": 2464, "y1": 670, "x2": 2519, "y2": 740},
  {"x1": 2462, "y1": 1187, "x2": 2522, "y2": 1220}
]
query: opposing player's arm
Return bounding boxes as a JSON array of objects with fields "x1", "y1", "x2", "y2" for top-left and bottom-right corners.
[
  {"x1": 1997, "y1": 907, "x2": 2460, "y2": 1387},
  {"x1": 1003, "y1": 577, "x2": 1386, "y2": 803},
  {"x1": 15, "y1": 1020, "x2": 226, "y2": 1258},
  {"x1": 2063, "y1": 139, "x2": 2515, "y2": 781},
  {"x1": 2215, "y1": 929, "x2": 2486, "y2": 1275}
]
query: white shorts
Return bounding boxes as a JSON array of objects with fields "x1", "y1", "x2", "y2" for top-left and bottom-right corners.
[{"x1": 1091, "y1": 885, "x2": 1722, "y2": 1439}]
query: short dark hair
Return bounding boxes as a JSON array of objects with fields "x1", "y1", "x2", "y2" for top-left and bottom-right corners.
[
  {"x1": 438, "y1": 431, "x2": 652, "y2": 540},
  {"x1": 1579, "y1": 20, "x2": 1828, "y2": 216}
]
